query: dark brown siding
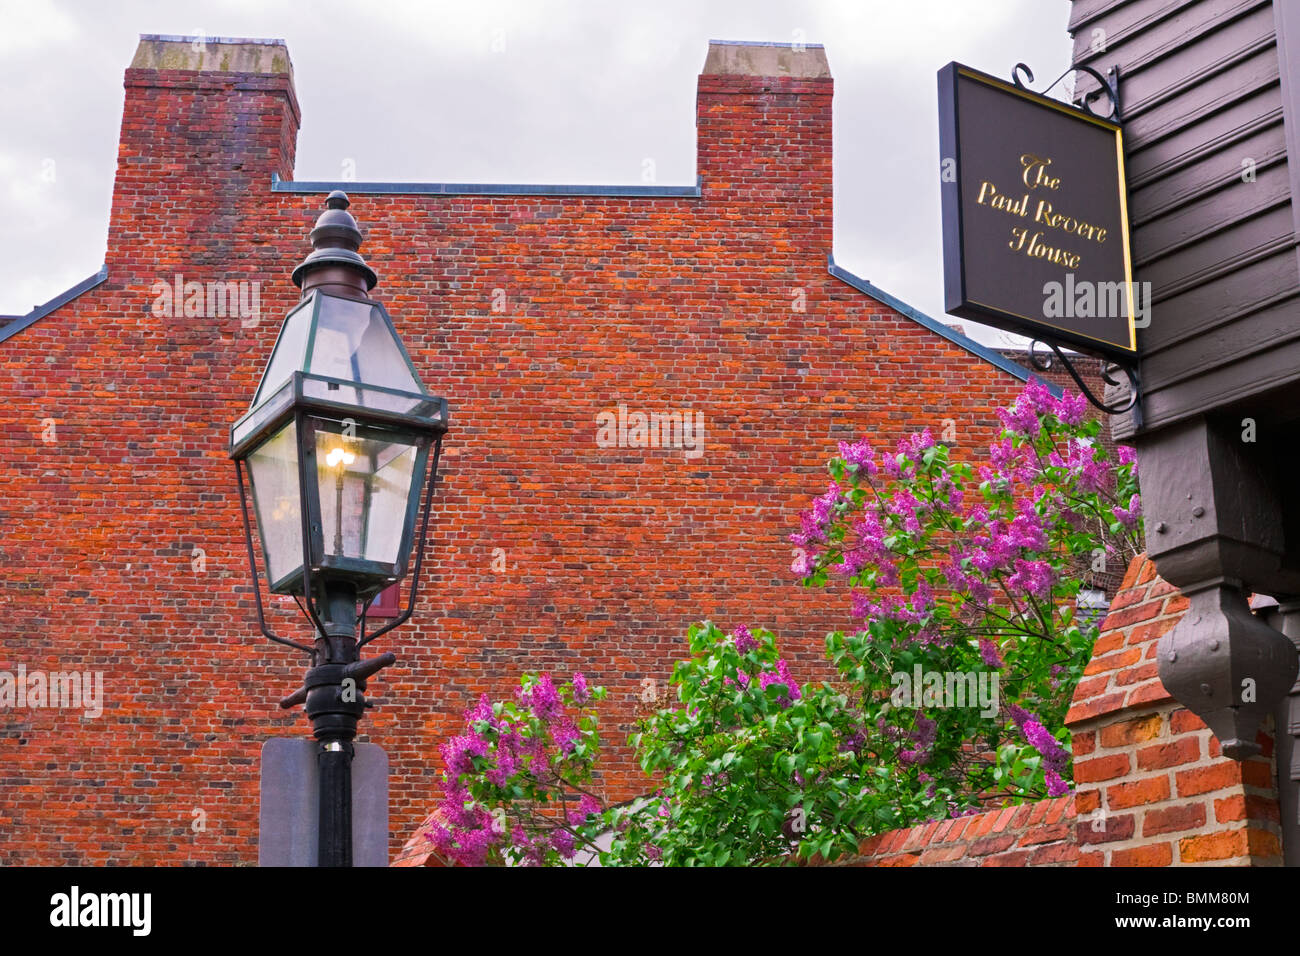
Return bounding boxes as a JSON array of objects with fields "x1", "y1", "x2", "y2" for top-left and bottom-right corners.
[{"x1": 1069, "y1": 0, "x2": 1300, "y2": 437}]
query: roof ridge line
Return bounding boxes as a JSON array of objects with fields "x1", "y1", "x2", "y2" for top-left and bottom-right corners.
[{"x1": 0, "y1": 266, "x2": 108, "y2": 345}]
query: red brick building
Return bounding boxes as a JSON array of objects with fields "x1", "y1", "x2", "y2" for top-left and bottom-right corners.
[{"x1": 0, "y1": 35, "x2": 1039, "y2": 864}]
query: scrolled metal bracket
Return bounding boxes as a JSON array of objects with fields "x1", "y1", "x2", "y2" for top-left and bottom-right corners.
[
  {"x1": 1028, "y1": 339, "x2": 1142, "y2": 428},
  {"x1": 1011, "y1": 62, "x2": 1122, "y2": 123}
]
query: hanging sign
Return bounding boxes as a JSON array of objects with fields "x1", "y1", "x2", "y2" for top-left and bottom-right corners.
[{"x1": 938, "y1": 62, "x2": 1137, "y2": 358}]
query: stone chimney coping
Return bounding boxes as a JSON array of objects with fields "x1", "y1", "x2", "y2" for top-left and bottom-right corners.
[
  {"x1": 702, "y1": 39, "x2": 831, "y2": 79},
  {"x1": 130, "y1": 34, "x2": 293, "y2": 77}
]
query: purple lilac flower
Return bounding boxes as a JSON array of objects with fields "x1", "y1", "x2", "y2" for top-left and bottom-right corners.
[
  {"x1": 426, "y1": 823, "x2": 454, "y2": 852},
  {"x1": 839, "y1": 729, "x2": 866, "y2": 755},
  {"x1": 517, "y1": 674, "x2": 564, "y2": 722},
  {"x1": 1022, "y1": 719, "x2": 1069, "y2": 774},
  {"x1": 941, "y1": 551, "x2": 968, "y2": 589},
  {"x1": 551, "y1": 718, "x2": 581, "y2": 753},
  {"x1": 1112, "y1": 493, "x2": 1142, "y2": 530},
  {"x1": 441, "y1": 732, "x2": 490, "y2": 777},
  {"x1": 833, "y1": 546, "x2": 871, "y2": 577},
  {"x1": 551, "y1": 828, "x2": 576, "y2": 859},
  {"x1": 486, "y1": 740, "x2": 519, "y2": 787},
  {"x1": 888, "y1": 489, "x2": 924, "y2": 533},
  {"x1": 979, "y1": 638, "x2": 1003, "y2": 668},
  {"x1": 453, "y1": 826, "x2": 497, "y2": 866},
  {"x1": 790, "y1": 482, "x2": 842, "y2": 548},
  {"x1": 464, "y1": 693, "x2": 500, "y2": 729},
  {"x1": 998, "y1": 396, "x2": 1041, "y2": 436},
  {"x1": 1023, "y1": 380, "x2": 1056, "y2": 414},
  {"x1": 913, "y1": 715, "x2": 937, "y2": 747},
  {"x1": 1056, "y1": 389, "x2": 1088, "y2": 425},
  {"x1": 838, "y1": 438, "x2": 877, "y2": 475},
  {"x1": 731, "y1": 625, "x2": 759, "y2": 655},
  {"x1": 567, "y1": 793, "x2": 601, "y2": 826},
  {"x1": 759, "y1": 659, "x2": 801, "y2": 706},
  {"x1": 1045, "y1": 769, "x2": 1070, "y2": 797},
  {"x1": 511, "y1": 827, "x2": 545, "y2": 867},
  {"x1": 1008, "y1": 558, "x2": 1054, "y2": 600},
  {"x1": 571, "y1": 671, "x2": 590, "y2": 704}
]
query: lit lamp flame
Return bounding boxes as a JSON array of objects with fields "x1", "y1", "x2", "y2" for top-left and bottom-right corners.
[{"x1": 326, "y1": 446, "x2": 355, "y2": 468}]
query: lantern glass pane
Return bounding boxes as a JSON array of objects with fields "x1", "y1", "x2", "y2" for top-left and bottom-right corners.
[
  {"x1": 314, "y1": 425, "x2": 420, "y2": 566},
  {"x1": 310, "y1": 296, "x2": 420, "y2": 394},
  {"x1": 252, "y1": 298, "x2": 314, "y2": 406},
  {"x1": 246, "y1": 420, "x2": 303, "y2": 589}
]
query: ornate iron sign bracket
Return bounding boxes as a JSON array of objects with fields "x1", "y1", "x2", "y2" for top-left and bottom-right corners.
[
  {"x1": 1028, "y1": 339, "x2": 1143, "y2": 430},
  {"x1": 1011, "y1": 62, "x2": 1122, "y2": 123}
]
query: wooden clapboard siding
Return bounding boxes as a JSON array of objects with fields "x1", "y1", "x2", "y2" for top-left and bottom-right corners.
[{"x1": 1068, "y1": 0, "x2": 1300, "y2": 437}]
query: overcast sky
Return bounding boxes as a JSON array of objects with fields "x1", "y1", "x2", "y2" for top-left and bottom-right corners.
[{"x1": 0, "y1": 0, "x2": 1073, "y2": 344}]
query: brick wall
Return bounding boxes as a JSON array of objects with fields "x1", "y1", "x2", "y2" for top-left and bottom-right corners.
[
  {"x1": 0, "y1": 38, "x2": 1035, "y2": 864},
  {"x1": 829, "y1": 796, "x2": 1077, "y2": 867}
]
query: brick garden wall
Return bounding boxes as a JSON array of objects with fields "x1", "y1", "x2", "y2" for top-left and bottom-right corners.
[
  {"x1": 0, "y1": 39, "x2": 1036, "y2": 864},
  {"x1": 825, "y1": 796, "x2": 1078, "y2": 867}
]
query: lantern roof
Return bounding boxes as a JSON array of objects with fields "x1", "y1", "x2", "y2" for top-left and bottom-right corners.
[
  {"x1": 250, "y1": 291, "x2": 427, "y2": 407},
  {"x1": 230, "y1": 194, "x2": 447, "y2": 460}
]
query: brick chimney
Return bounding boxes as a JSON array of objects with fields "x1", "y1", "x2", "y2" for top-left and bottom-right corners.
[
  {"x1": 107, "y1": 35, "x2": 300, "y2": 278},
  {"x1": 696, "y1": 40, "x2": 833, "y2": 248}
]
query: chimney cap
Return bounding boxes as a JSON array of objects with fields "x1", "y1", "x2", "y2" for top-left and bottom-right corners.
[
  {"x1": 131, "y1": 34, "x2": 293, "y2": 77},
  {"x1": 702, "y1": 39, "x2": 831, "y2": 79}
]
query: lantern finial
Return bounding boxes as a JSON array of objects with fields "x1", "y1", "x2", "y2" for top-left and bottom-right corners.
[{"x1": 292, "y1": 189, "x2": 378, "y2": 292}]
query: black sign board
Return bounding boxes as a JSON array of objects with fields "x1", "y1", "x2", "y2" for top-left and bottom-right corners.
[{"x1": 938, "y1": 62, "x2": 1137, "y2": 358}]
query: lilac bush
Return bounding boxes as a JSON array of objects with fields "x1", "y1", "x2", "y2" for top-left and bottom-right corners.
[{"x1": 789, "y1": 380, "x2": 1140, "y2": 812}]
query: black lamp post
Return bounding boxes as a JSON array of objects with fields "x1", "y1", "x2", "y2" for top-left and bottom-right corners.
[{"x1": 230, "y1": 191, "x2": 448, "y2": 867}]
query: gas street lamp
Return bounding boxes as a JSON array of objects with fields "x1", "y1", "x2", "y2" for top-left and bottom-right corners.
[{"x1": 230, "y1": 191, "x2": 448, "y2": 866}]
